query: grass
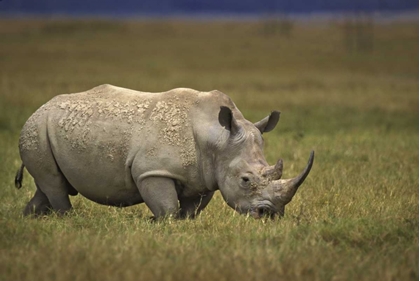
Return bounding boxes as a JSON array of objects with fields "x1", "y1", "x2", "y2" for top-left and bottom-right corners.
[{"x1": 0, "y1": 18, "x2": 418, "y2": 281}]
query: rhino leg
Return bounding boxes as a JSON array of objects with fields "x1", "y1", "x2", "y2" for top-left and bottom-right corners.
[
  {"x1": 21, "y1": 128, "x2": 74, "y2": 215},
  {"x1": 23, "y1": 186, "x2": 52, "y2": 216},
  {"x1": 46, "y1": 192, "x2": 72, "y2": 215},
  {"x1": 26, "y1": 168, "x2": 73, "y2": 216},
  {"x1": 179, "y1": 192, "x2": 214, "y2": 219},
  {"x1": 138, "y1": 177, "x2": 179, "y2": 219}
]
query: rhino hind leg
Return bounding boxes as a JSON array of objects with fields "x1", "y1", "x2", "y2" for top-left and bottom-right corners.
[
  {"x1": 138, "y1": 177, "x2": 179, "y2": 219},
  {"x1": 37, "y1": 178, "x2": 73, "y2": 216},
  {"x1": 23, "y1": 187, "x2": 52, "y2": 216},
  {"x1": 20, "y1": 127, "x2": 75, "y2": 215},
  {"x1": 24, "y1": 162, "x2": 73, "y2": 216}
]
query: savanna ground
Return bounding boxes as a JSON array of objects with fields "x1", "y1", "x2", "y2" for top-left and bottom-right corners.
[{"x1": 0, "y1": 17, "x2": 418, "y2": 281}]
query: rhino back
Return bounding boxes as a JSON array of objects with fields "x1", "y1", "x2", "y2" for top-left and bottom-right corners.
[
  {"x1": 19, "y1": 85, "x2": 199, "y2": 201},
  {"x1": 19, "y1": 85, "x2": 238, "y2": 203}
]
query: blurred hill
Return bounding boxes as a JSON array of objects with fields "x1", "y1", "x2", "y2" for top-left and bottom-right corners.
[{"x1": 0, "y1": 0, "x2": 418, "y2": 16}]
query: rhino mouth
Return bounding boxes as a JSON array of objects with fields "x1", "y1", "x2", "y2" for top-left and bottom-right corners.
[{"x1": 250, "y1": 202, "x2": 277, "y2": 219}]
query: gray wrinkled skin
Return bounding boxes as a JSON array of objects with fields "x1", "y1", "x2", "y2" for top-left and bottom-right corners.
[{"x1": 17, "y1": 84, "x2": 314, "y2": 219}]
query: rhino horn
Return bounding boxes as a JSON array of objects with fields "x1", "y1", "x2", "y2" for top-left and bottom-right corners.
[
  {"x1": 273, "y1": 151, "x2": 314, "y2": 204},
  {"x1": 262, "y1": 158, "x2": 283, "y2": 181}
]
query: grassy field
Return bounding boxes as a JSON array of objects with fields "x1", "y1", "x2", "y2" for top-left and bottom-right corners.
[{"x1": 0, "y1": 18, "x2": 418, "y2": 281}]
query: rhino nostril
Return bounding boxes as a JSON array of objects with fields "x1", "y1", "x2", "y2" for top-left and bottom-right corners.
[
  {"x1": 241, "y1": 176, "x2": 250, "y2": 183},
  {"x1": 257, "y1": 207, "x2": 271, "y2": 217}
]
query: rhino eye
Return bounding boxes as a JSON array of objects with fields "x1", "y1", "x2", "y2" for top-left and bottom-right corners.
[{"x1": 240, "y1": 175, "x2": 254, "y2": 189}]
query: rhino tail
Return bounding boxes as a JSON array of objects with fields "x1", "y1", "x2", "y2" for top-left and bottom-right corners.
[{"x1": 15, "y1": 163, "x2": 25, "y2": 189}]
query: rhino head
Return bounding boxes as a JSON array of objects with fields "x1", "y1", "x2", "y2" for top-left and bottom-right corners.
[{"x1": 215, "y1": 106, "x2": 314, "y2": 219}]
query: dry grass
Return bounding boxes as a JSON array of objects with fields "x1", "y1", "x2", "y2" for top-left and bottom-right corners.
[{"x1": 0, "y1": 18, "x2": 418, "y2": 281}]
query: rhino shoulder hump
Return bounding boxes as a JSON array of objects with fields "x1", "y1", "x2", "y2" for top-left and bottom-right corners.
[{"x1": 206, "y1": 89, "x2": 235, "y2": 108}]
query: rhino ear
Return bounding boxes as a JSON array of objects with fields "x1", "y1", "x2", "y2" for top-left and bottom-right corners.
[
  {"x1": 219, "y1": 106, "x2": 241, "y2": 136},
  {"x1": 254, "y1": 111, "x2": 280, "y2": 134}
]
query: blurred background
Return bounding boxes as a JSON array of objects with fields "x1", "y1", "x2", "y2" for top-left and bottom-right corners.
[
  {"x1": 0, "y1": 0, "x2": 417, "y2": 140},
  {"x1": 0, "y1": 0, "x2": 418, "y2": 175},
  {"x1": 0, "y1": 1, "x2": 418, "y2": 281},
  {"x1": 0, "y1": 0, "x2": 418, "y2": 16}
]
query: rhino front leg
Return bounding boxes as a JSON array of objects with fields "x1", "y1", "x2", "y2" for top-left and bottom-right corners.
[
  {"x1": 179, "y1": 192, "x2": 214, "y2": 219},
  {"x1": 138, "y1": 177, "x2": 179, "y2": 219}
]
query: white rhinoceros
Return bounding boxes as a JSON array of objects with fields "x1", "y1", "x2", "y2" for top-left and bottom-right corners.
[{"x1": 16, "y1": 84, "x2": 314, "y2": 219}]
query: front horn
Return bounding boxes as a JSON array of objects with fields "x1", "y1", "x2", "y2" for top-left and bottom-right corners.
[{"x1": 273, "y1": 151, "x2": 314, "y2": 204}]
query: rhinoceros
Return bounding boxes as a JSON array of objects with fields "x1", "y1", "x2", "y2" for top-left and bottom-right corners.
[{"x1": 15, "y1": 84, "x2": 314, "y2": 219}]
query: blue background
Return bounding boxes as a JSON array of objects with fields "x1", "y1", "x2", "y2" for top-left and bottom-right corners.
[{"x1": 0, "y1": 0, "x2": 418, "y2": 16}]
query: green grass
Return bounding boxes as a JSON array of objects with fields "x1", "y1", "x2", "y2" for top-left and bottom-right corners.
[{"x1": 0, "y1": 18, "x2": 418, "y2": 281}]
